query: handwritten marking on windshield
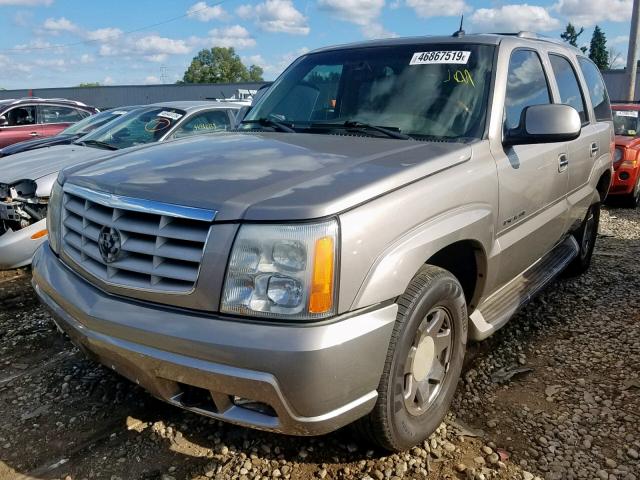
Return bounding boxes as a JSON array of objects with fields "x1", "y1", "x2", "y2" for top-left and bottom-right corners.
[{"x1": 444, "y1": 69, "x2": 475, "y2": 87}]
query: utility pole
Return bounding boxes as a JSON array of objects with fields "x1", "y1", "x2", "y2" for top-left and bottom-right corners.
[{"x1": 627, "y1": 0, "x2": 640, "y2": 101}]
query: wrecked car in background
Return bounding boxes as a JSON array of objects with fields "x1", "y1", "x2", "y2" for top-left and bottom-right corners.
[
  {"x1": 0, "y1": 100, "x2": 242, "y2": 269},
  {"x1": 611, "y1": 103, "x2": 640, "y2": 207}
]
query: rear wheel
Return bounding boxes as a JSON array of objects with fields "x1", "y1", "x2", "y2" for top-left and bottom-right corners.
[
  {"x1": 356, "y1": 265, "x2": 467, "y2": 451},
  {"x1": 564, "y1": 202, "x2": 600, "y2": 277}
]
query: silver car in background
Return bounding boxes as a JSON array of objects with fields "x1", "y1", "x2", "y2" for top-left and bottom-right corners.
[{"x1": 0, "y1": 100, "x2": 242, "y2": 269}]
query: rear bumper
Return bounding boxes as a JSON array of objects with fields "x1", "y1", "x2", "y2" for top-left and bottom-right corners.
[
  {"x1": 0, "y1": 219, "x2": 47, "y2": 269},
  {"x1": 32, "y1": 245, "x2": 397, "y2": 436}
]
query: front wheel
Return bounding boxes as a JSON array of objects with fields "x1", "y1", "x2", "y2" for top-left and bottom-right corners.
[
  {"x1": 356, "y1": 265, "x2": 467, "y2": 451},
  {"x1": 624, "y1": 175, "x2": 640, "y2": 208},
  {"x1": 564, "y1": 202, "x2": 600, "y2": 277}
]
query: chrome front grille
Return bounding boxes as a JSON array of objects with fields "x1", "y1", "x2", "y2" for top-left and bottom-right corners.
[{"x1": 61, "y1": 184, "x2": 216, "y2": 293}]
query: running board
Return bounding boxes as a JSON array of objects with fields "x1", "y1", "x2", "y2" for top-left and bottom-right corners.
[{"x1": 469, "y1": 236, "x2": 579, "y2": 341}]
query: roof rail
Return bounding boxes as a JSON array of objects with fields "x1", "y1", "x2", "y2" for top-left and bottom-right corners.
[
  {"x1": 12, "y1": 97, "x2": 88, "y2": 107},
  {"x1": 489, "y1": 31, "x2": 584, "y2": 54}
]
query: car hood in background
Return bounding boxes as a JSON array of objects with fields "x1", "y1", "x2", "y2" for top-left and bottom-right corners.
[
  {"x1": 64, "y1": 132, "x2": 473, "y2": 221},
  {"x1": 0, "y1": 144, "x2": 116, "y2": 183},
  {"x1": 0, "y1": 134, "x2": 80, "y2": 158}
]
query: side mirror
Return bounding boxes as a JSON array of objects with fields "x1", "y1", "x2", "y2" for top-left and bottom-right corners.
[
  {"x1": 504, "y1": 104, "x2": 581, "y2": 146},
  {"x1": 0, "y1": 115, "x2": 7, "y2": 127}
]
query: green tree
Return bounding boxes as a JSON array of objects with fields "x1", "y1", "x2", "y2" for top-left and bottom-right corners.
[
  {"x1": 248, "y1": 65, "x2": 264, "y2": 82},
  {"x1": 77, "y1": 82, "x2": 100, "y2": 87},
  {"x1": 560, "y1": 23, "x2": 588, "y2": 53},
  {"x1": 182, "y1": 47, "x2": 264, "y2": 84},
  {"x1": 589, "y1": 26, "x2": 609, "y2": 70}
]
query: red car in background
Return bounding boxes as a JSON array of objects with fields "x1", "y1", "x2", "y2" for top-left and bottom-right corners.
[
  {"x1": 611, "y1": 103, "x2": 640, "y2": 207},
  {"x1": 0, "y1": 98, "x2": 98, "y2": 149}
]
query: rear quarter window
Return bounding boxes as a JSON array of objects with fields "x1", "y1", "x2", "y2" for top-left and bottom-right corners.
[{"x1": 578, "y1": 57, "x2": 612, "y2": 122}]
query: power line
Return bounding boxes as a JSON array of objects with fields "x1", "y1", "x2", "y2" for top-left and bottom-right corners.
[{"x1": 0, "y1": 0, "x2": 231, "y2": 55}]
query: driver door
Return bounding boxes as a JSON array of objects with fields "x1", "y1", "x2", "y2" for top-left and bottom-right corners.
[
  {"x1": 0, "y1": 105, "x2": 44, "y2": 148},
  {"x1": 491, "y1": 49, "x2": 569, "y2": 288}
]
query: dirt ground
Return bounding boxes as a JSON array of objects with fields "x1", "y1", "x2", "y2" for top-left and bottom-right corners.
[{"x1": 0, "y1": 206, "x2": 638, "y2": 480}]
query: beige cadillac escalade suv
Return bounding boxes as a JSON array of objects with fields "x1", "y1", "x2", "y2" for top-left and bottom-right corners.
[{"x1": 32, "y1": 32, "x2": 613, "y2": 451}]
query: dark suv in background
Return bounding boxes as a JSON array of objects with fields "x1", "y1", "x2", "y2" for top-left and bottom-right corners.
[{"x1": 0, "y1": 98, "x2": 98, "y2": 148}]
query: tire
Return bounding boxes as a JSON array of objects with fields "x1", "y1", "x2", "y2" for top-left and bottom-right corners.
[
  {"x1": 564, "y1": 202, "x2": 600, "y2": 277},
  {"x1": 355, "y1": 265, "x2": 467, "y2": 451},
  {"x1": 624, "y1": 175, "x2": 640, "y2": 208}
]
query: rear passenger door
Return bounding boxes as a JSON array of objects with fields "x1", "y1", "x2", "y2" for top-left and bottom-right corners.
[
  {"x1": 38, "y1": 104, "x2": 89, "y2": 137},
  {"x1": 492, "y1": 48, "x2": 569, "y2": 287},
  {"x1": 570, "y1": 57, "x2": 612, "y2": 225}
]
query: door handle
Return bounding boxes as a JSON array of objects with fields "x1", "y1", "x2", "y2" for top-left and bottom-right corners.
[
  {"x1": 590, "y1": 142, "x2": 599, "y2": 157},
  {"x1": 558, "y1": 153, "x2": 569, "y2": 172},
  {"x1": 29, "y1": 132, "x2": 40, "y2": 137}
]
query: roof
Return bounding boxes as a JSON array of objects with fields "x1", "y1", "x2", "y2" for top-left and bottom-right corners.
[
  {"x1": 147, "y1": 100, "x2": 243, "y2": 111},
  {"x1": 308, "y1": 32, "x2": 583, "y2": 55},
  {"x1": 0, "y1": 97, "x2": 93, "y2": 109}
]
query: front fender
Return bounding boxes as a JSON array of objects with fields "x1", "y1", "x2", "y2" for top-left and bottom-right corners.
[{"x1": 348, "y1": 204, "x2": 493, "y2": 310}]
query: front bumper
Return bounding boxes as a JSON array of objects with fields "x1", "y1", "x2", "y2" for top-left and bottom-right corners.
[
  {"x1": 32, "y1": 245, "x2": 397, "y2": 436},
  {"x1": 0, "y1": 219, "x2": 47, "y2": 269},
  {"x1": 609, "y1": 166, "x2": 640, "y2": 196}
]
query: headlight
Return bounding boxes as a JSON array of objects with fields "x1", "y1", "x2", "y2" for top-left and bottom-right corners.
[
  {"x1": 221, "y1": 220, "x2": 339, "y2": 320},
  {"x1": 47, "y1": 179, "x2": 63, "y2": 254},
  {"x1": 614, "y1": 148, "x2": 624, "y2": 164}
]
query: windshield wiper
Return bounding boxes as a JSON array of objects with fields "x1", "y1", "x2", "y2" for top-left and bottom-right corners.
[
  {"x1": 241, "y1": 118, "x2": 295, "y2": 133},
  {"x1": 75, "y1": 139, "x2": 119, "y2": 151},
  {"x1": 311, "y1": 121, "x2": 411, "y2": 140}
]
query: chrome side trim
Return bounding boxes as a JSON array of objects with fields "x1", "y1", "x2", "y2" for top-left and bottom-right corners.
[{"x1": 63, "y1": 183, "x2": 217, "y2": 222}]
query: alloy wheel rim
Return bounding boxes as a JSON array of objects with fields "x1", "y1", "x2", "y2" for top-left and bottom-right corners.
[{"x1": 403, "y1": 307, "x2": 453, "y2": 416}]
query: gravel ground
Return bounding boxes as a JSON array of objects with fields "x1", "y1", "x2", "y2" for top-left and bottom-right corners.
[{"x1": 0, "y1": 205, "x2": 638, "y2": 480}]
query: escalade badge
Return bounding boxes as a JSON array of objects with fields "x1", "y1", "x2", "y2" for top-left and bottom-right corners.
[{"x1": 98, "y1": 226, "x2": 122, "y2": 263}]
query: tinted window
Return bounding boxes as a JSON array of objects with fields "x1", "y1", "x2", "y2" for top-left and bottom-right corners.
[
  {"x1": 5, "y1": 106, "x2": 36, "y2": 126},
  {"x1": 246, "y1": 43, "x2": 496, "y2": 140},
  {"x1": 549, "y1": 54, "x2": 587, "y2": 124},
  {"x1": 578, "y1": 57, "x2": 612, "y2": 122},
  {"x1": 40, "y1": 105, "x2": 86, "y2": 124},
  {"x1": 173, "y1": 110, "x2": 231, "y2": 138},
  {"x1": 504, "y1": 50, "x2": 551, "y2": 130}
]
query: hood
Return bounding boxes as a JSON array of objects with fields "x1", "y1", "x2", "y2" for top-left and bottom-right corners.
[
  {"x1": 615, "y1": 135, "x2": 640, "y2": 149},
  {"x1": 64, "y1": 132, "x2": 473, "y2": 221},
  {"x1": 0, "y1": 134, "x2": 79, "y2": 158},
  {"x1": 0, "y1": 144, "x2": 115, "y2": 183}
]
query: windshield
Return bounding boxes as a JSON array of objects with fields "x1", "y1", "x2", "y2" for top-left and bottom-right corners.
[
  {"x1": 244, "y1": 43, "x2": 495, "y2": 140},
  {"x1": 77, "y1": 107, "x2": 186, "y2": 149},
  {"x1": 613, "y1": 109, "x2": 639, "y2": 136},
  {"x1": 61, "y1": 108, "x2": 133, "y2": 136}
]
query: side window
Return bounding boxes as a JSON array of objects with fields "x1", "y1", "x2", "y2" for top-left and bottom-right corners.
[
  {"x1": 504, "y1": 50, "x2": 551, "y2": 130},
  {"x1": 578, "y1": 57, "x2": 612, "y2": 122},
  {"x1": 549, "y1": 54, "x2": 588, "y2": 124},
  {"x1": 5, "y1": 106, "x2": 36, "y2": 126},
  {"x1": 172, "y1": 110, "x2": 231, "y2": 139},
  {"x1": 39, "y1": 105, "x2": 86, "y2": 124}
]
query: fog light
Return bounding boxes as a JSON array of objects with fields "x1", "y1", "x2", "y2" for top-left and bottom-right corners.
[{"x1": 620, "y1": 172, "x2": 630, "y2": 181}]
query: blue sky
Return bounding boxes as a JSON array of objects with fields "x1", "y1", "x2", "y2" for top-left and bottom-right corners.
[{"x1": 0, "y1": 0, "x2": 634, "y2": 89}]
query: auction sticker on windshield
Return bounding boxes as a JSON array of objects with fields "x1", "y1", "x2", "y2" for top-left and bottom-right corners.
[
  {"x1": 615, "y1": 110, "x2": 639, "y2": 117},
  {"x1": 410, "y1": 51, "x2": 470, "y2": 65},
  {"x1": 158, "y1": 111, "x2": 183, "y2": 120}
]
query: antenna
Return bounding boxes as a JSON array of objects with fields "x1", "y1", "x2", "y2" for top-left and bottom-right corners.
[{"x1": 453, "y1": 14, "x2": 465, "y2": 37}]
